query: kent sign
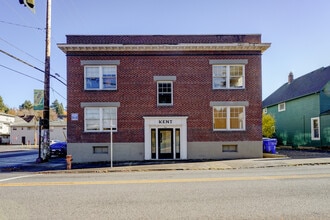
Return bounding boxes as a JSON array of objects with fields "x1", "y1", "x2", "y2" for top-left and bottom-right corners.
[{"x1": 158, "y1": 119, "x2": 173, "y2": 124}]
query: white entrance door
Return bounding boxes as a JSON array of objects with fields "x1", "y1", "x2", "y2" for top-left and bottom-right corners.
[{"x1": 144, "y1": 116, "x2": 188, "y2": 160}]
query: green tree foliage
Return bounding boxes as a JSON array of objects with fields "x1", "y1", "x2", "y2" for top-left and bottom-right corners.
[
  {"x1": 20, "y1": 100, "x2": 33, "y2": 110},
  {"x1": 0, "y1": 96, "x2": 9, "y2": 113},
  {"x1": 51, "y1": 99, "x2": 64, "y2": 115},
  {"x1": 262, "y1": 113, "x2": 276, "y2": 138}
]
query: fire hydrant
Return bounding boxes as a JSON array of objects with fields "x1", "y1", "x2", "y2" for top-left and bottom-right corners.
[{"x1": 66, "y1": 155, "x2": 72, "y2": 170}]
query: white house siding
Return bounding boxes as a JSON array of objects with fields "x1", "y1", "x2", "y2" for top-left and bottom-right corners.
[
  {"x1": 10, "y1": 117, "x2": 67, "y2": 145},
  {"x1": 0, "y1": 113, "x2": 15, "y2": 144}
]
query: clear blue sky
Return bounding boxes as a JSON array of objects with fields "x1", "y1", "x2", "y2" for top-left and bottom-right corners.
[{"x1": 1, "y1": 0, "x2": 330, "y2": 109}]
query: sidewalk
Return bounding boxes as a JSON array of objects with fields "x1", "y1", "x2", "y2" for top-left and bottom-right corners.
[
  {"x1": 1, "y1": 145, "x2": 330, "y2": 173},
  {"x1": 0, "y1": 144, "x2": 38, "y2": 152},
  {"x1": 63, "y1": 156, "x2": 330, "y2": 174}
]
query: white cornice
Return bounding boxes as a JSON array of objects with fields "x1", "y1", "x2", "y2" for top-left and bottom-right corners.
[{"x1": 57, "y1": 43, "x2": 271, "y2": 53}]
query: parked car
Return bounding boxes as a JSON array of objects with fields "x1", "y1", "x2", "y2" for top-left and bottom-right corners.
[
  {"x1": 0, "y1": 137, "x2": 10, "y2": 145},
  {"x1": 50, "y1": 139, "x2": 62, "y2": 145},
  {"x1": 50, "y1": 142, "x2": 67, "y2": 157}
]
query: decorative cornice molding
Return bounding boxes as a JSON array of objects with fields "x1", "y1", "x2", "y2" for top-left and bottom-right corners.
[{"x1": 58, "y1": 43, "x2": 270, "y2": 53}]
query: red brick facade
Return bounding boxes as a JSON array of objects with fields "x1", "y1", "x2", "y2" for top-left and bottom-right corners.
[{"x1": 59, "y1": 35, "x2": 270, "y2": 162}]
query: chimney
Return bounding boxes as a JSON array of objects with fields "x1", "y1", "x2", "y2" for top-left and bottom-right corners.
[{"x1": 288, "y1": 72, "x2": 294, "y2": 84}]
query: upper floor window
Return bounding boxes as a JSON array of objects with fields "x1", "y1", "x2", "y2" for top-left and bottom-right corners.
[
  {"x1": 157, "y1": 81, "x2": 173, "y2": 106},
  {"x1": 84, "y1": 107, "x2": 117, "y2": 132},
  {"x1": 213, "y1": 106, "x2": 245, "y2": 130},
  {"x1": 85, "y1": 66, "x2": 117, "y2": 90},
  {"x1": 153, "y1": 76, "x2": 176, "y2": 106},
  {"x1": 278, "y1": 102, "x2": 286, "y2": 112},
  {"x1": 212, "y1": 65, "x2": 245, "y2": 89}
]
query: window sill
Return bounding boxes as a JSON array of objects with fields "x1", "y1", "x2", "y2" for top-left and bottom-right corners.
[
  {"x1": 213, "y1": 129, "x2": 246, "y2": 131},
  {"x1": 157, "y1": 104, "x2": 173, "y2": 107}
]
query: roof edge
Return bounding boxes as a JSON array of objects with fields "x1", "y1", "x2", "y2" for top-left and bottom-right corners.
[{"x1": 57, "y1": 43, "x2": 271, "y2": 54}]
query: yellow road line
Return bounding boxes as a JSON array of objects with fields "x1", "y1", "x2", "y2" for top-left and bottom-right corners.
[{"x1": 1, "y1": 173, "x2": 329, "y2": 187}]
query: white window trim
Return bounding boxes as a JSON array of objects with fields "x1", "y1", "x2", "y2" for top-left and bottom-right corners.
[
  {"x1": 311, "y1": 117, "x2": 320, "y2": 140},
  {"x1": 157, "y1": 81, "x2": 173, "y2": 106},
  {"x1": 84, "y1": 107, "x2": 117, "y2": 132},
  {"x1": 84, "y1": 65, "x2": 117, "y2": 90},
  {"x1": 213, "y1": 106, "x2": 246, "y2": 131},
  {"x1": 278, "y1": 102, "x2": 286, "y2": 112},
  {"x1": 212, "y1": 64, "x2": 245, "y2": 90}
]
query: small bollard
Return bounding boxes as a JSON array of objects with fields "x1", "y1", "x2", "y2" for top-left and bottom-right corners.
[{"x1": 66, "y1": 155, "x2": 72, "y2": 170}]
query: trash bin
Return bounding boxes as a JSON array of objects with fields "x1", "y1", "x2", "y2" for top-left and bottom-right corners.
[{"x1": 263, "y1": 138, "x2": 277, "y2": 154}]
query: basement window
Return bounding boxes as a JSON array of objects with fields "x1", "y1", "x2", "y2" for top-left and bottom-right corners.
[
  {"x1": 222, "y1": 145, "x2": 238, "y2": 152},
  {"x1": 93, "y1": 146, "x2": 108, "y2": 154}
]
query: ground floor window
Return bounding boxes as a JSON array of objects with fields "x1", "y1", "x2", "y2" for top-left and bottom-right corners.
[
  {"x1": 84, "y1": 107, "x2": 117, "y2": 132},
  {"x1": 213, "y1": 106, "x2": 245, "y2": 130},
  {"x1": 311, "y1": 117, "x2": 320, "y2": 140},
  {"x1": 175, "y1": 129, "x2": 180, "y2": 158},
  {"x1": 151, "y1": 129, "x2": 156, "y2": 159}
]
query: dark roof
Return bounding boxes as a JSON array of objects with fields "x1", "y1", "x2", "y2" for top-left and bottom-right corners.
[
  {"x1": 66, "y1": 34, "x2": 262, "y2": 45},
  {"x1": 19, "y1": 115, "x2": 35, "y2": 123},
  {"x1": 263, "y1": 66, "x2": 330, "y2": 107}
]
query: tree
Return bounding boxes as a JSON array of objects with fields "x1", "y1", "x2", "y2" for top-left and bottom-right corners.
[
  {"x1": 0, "y1": 96, "x2": 9, "y2": 113},
  {"x1": 262, "y1": 113, "x2": 276, "y2": 138},
  {"x1": 7, "y1": 108, "x2": 17, "y2": 115},
  {"x1": 20, "y1": 100, "x2": 33, "y2": 110},
  {"x1": 51, "y1": 99, "x2": 64, "y2": 116}
]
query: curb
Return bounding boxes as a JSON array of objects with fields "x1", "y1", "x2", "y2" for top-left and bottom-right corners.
[{"x1": 263, "y1": 153, "x2": 288, "y2": 158}]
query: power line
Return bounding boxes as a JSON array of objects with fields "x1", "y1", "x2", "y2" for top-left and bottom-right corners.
[
  {"x1": 0, "y1": 49, "x2": 66, "y2": 86},
  {"x1": 0, "y1": 49, "x2": 44, "y2": 73},
  {"x1": 0, "y1": 64, "x2": 66, "y2": 101},
  {"x1": 0, "y1": 20, "x2": 44, "y2": 31},
  {"x1": 0, "y1": 36, "x2": 65, "y2": 82},
  {"x1": 0, "y1": 36, "x2": 44, "y2": 65},
  {"x1": 51, "y1": 88, "x2": 66, "y2": 100},
  {"x1": 50, "y1": 74, "x2": 66, "y2": 86},
  {"x1": 0, "y1": 64, "x2": 43, "y2": 83}
]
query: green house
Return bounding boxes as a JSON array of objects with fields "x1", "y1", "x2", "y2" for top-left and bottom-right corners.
[{"x1": 262, "y1": 66, "x2": 330, "y2": 147}]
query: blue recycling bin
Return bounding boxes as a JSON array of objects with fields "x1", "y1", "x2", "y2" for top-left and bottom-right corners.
[{"x1": 263, "y1": 138, "x2": 277, "y2": 154}]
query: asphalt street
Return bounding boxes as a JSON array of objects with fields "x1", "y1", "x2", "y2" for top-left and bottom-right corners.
[{"x1": 1, "y1": 166, "x2": 330, "y2": 219}]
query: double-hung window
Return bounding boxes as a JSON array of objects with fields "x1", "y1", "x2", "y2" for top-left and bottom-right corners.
[
  {"x1": 85, "y1": 66, "x2": 117, "y2": 90},
  {"x1": 157, "y1": 81, "x2": 173, "y2": 105},
  {"x1": 210, "y1": 59, "x2": 247, "y2": 90},
  {"x1": 154, "y1": 76, "x2": 176, "y2": 106},
  {"x1": 84, "y1": 107, "x2": 117, "y2": 132},
  {"x1": 213, "y1": 106, "x2": 245, "y2": 130}
]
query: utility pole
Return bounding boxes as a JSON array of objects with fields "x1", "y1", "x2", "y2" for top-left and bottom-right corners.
[
  {"x1": 19, "y1": 0, "x2": 52, "y2": 162},
  {"x1": 41, "y1": 0, "x2": 52, "y2": 161}
]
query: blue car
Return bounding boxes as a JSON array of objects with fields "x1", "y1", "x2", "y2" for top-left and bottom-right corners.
[{"x1": 50, "y1": 142, "x2": 67, "y2": 157}]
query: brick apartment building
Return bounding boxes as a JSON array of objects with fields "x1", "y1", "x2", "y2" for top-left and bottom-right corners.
[{"x1": 58, "y1": 34, "x2": 270, "y2": 163}]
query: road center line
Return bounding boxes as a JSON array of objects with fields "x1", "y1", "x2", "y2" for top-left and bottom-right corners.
[{"x1": 0, "y1": 173, "x2": 330, "y2": 187}]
